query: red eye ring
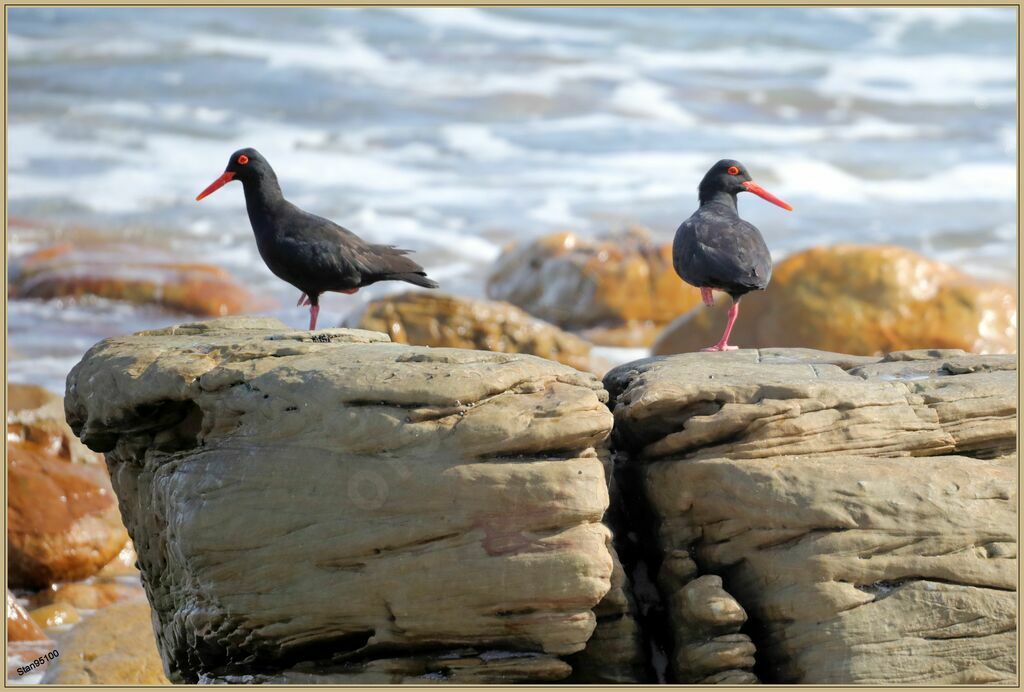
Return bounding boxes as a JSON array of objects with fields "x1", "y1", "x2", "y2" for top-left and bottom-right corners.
[
  {"x1": 727, "y1": 165, "x2": 740, "y2": 175},
  {"x1": 237, "y1": 154, "x2": 249, "y2": 165}
]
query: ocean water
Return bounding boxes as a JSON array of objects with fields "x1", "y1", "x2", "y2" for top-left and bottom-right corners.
[{"x1": 7, "y1": 6, "x2": 1018, "y2": 392}]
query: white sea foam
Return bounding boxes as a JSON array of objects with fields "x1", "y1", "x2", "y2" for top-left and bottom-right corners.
[
  {"x1": 188, "y1": 29, "x2": 394, "y2": 74},
  {"x1": 824, "y1": 7, "x2": 1013, "y2": 49},
  {"x1": 764, "y1": 157, "x2": 1015, "y2": 204},
  {"x1": 818, "y1": 53, "x2": 1015, "y2": 106},
  {"x1": 609, "y1": 80, "x2": 697, "y2": 126},
  {"x1": 721, "y1": 117, "x2": 930, "y2": 145},
  {"x1": 441, "y1": 124, "x2": 522, "y2": 161},
  {"x1": 382, "y1": 7, "x2": 607, "y2": 42}
]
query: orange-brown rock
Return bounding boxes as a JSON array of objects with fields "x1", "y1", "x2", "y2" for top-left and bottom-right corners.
[
  {"x1": 7, "y1": 591, "x2": 47, "y2": 642},
  {"x1": 10, "y1": 241, "x2": 271, "y2": 317},
  {"x1": 8, "y1": 383, "x2": 103, "y2": 466},
  {"x1": 654, "y1": 245, "x2": 1017, "y2": 356},
  {"x1": 8, "y1": 450, "x2": 129, "y2": 589},
  {"x1": 346, "y1": 291, "x2": 594, "y2": 372},
  {"x1": 97, "y1": 541, "x2": 140, "y2": 578},
  {"x1": 29, "y1": 603, "x2": 81, "y2": 629},
  {"x1": 40, "y1": 599, "x2": 170, "y2": 684},
  {"x1": 486, "y1": 228, "x2": 701, "y2": 346},
  {"x1": 31, "y1": 579, "x2": 145, "y2": 611}
]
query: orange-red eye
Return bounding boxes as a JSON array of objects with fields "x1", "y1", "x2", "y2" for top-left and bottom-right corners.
[
  {"x1": 237, "y1": 155, "x2": 249, "y2": 165},
  {"x1": 727, "y1": 165, "x2": 740, "y2": 175}
]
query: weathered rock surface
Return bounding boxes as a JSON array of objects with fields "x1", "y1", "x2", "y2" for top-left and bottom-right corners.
[
  {"x1": 608, "y1": 348, "x2": 1016, "y2": 462},
  {"x1": 669, "y1": 576, "x2": 757, "y2": 683},
  {"x1": 345, "y1": 291, "x2": 595, "y2": 373},
  {"x1": 486, "y1": 228, "x2": 701, "y2": 346},
  {"x1": 606, "y1": 348, "x2": 1017, "y2": 684},
  {"x1": 10, "y1": 241, "x2": 271, "y2": 317},
  {"x1": 566, "y1": 546, "x2": 649, "y2": 682},
  {"x1": 65, "y1": 317, "x2": 616, "y2": 683},
  {"x1": 40, "y1": 599, "x2": 169, "y2": 684},
  {"x1": 203, "y1": 651, "x2": 573, "y2": 684},
  {"x1": 653, "y1": 245, "x2": 1017, "y2": 356}
]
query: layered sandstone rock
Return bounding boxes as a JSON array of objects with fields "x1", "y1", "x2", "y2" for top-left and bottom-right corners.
[
  {"x1": 565, "y1": 547, "x2": 649, "y2": 683},
  {"x1": 65, "y1": 317, "x2": 616, "y2": 683},
  {"x1": 486, "y1": 228, "x2": 701, "y2": 346},
  {"x1": 654, "y1": 245, "x2": 1017, "y2": 356},
  {"x1": 605, "y1": 348, "x2": 1017, "y2": 684},
  {"x1": 345, "y1": 291, "x2": 595, "y2": 373},
  {"x1": 10, "y1": 241, "x2": 271, "y2": 317}
]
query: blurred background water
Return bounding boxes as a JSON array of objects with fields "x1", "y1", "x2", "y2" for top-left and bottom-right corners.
[{"x1": 7, "y1": 6, "x2": 1017, "y2": 392}]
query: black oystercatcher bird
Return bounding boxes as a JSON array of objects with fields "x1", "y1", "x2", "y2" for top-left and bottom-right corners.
[
  {"x1": 196, "y1": 148, "x2": 438, "y2": 330},
  {"x1": 673, "y1": 159, "x2": 792, "y2": 351}
]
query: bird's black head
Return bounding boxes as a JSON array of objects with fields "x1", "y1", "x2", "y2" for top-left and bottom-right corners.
[
  {"x1": 196, "y1": 147, "x2": 274, "y2": 201},
  {"x1": 698, "y1": 158, "x2": 792, "y2": 211}
]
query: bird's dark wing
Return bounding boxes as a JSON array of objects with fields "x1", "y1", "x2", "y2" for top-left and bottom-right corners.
[
  {"x1": 274, "y1": 205, "x2": 435, "y2": 292},
  {"x1": 673, "y1": 206, "x2": 772, "y2": 294}
]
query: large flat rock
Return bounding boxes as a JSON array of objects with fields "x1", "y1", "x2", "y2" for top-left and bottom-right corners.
[
  {"x1": 605, "y1": 348, "x2": 1017, "y2": 684},
  {"x1": 606, "y1": 348, "x2": 1016, "y2": 461},
  {"x1": 65, "y1": 317, "x2": 616, "y2": 683}
]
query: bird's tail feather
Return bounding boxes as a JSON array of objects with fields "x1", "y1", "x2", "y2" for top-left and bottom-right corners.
[
  {"x1": 393, "y1": 272, "x2": 440, "y2": 289},
  {"x1": 369, "y1": 244, "x2": 439, "y2": 289}
]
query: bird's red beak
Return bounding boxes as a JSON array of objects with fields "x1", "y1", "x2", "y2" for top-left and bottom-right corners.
[
  {"x1": 196, "y1": 171, "x2": 235, "y2": 201},
  {"x1": 742, "y1": 181, "x2": 793, "y2": 211}
]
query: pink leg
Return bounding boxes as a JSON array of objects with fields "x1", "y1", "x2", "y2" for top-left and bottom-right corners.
[
  {"x1": 700, "y1": 287, "x2": 714, "y2": 307},
  {"x1": 297, "y1": 293, "x2": 310, "y2": 307},
  {"x1": 309, "y1": 304, "x2": 319, "y2": 331},
  {"x1": 700, "y1": 300, "x2": 741, "y2": 352}
]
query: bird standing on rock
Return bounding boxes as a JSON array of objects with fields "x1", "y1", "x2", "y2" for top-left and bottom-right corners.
[
  {"x1": 196, "y1": 148, "x2": 438, "y2": 330},
  {"x1": 672, "y1": 159, "x2": 792, "y2": 351}
]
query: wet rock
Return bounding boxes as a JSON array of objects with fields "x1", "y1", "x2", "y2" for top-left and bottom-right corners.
[
  {"x1": 345, "y1": 291, "x2": 595, "y2": 373},
  {"x1": 40, "y1": 599, "x2": 169, "y2": 684},
  {"x1": 65, "y1": 316, "x2": 616, "y2": 683},
  {"x1": 30, "y1": 579, "x2": 145, "y2": 611},
  {"x1": 486, "y1": 228, "x2": 701, "y2": 346},
  {"x1": 29, "y1": 603, "x2": 81, "y2": 629},
  {"x1": 10, "y1": 241, "x2": 271, "y2": 317},
  {"x1": 8, "y1": 444, "x2": 129, "y2": 589},
  {"x1": 96, "y1": 540, "x2": 140, "y2": 578},
  {"x1": 606, "y1": 348, "x2": 1017, "y2": 684},
  {"x1": 7, "y1": 591, "x2": 47, "y2": 642},
  {"x1": 7, "y1": 383, "x2": 102, "y2": 467},
  {"x1": 654, "y1": 245, "x2": 1017, "y2": 356}
]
